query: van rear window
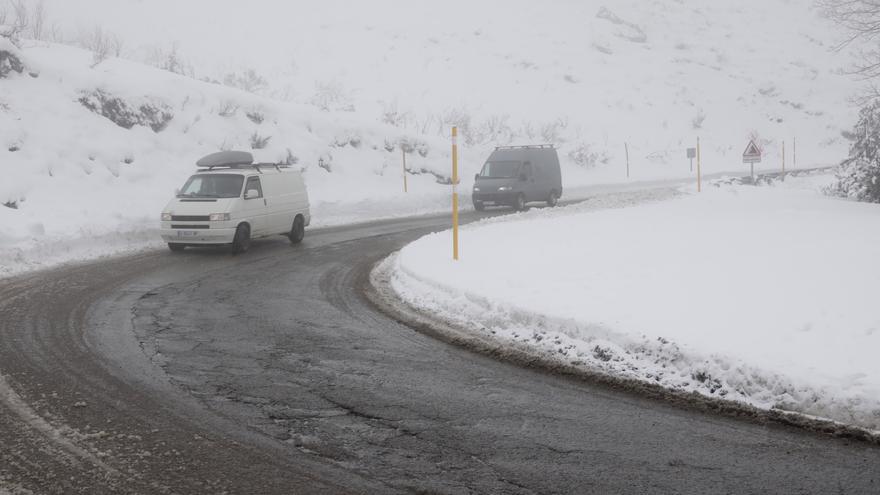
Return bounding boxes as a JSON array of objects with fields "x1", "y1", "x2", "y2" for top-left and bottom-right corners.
[
  {"x1": 178, "y1": 174, "x2": 244, "y2": 199},
  {"x1": 479, "y1": 161, "x2": 521, "y2": 178}
]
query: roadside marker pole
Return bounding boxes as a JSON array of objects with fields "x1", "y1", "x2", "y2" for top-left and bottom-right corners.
[
  {"x1": 781, "y1": 140, "x2": 785, "y2": 182},
  {"x1": 452, "y1": 127, "x2": 460, "y2": 261},
  {"x1": 793, "y1": 137, "x2": 797, "y2": 169},
  {"x1": 696, "y1": 137, "x2": 702, "y2": 193},
  {"x1": 625, "y1": 142, "x2": 630, "y2": 179},
  {"x1": 402, "y1": 148, "x2": 408, "y2": 193}
]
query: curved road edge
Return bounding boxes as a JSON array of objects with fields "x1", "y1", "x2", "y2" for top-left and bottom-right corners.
[{"x1": 366, "y1": 253, "x2": 880, "y2": 447}]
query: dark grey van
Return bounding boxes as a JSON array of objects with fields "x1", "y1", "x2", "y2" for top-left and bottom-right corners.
[{"x1": 472, "y1": 145, "x2": 563, "y2": 211}]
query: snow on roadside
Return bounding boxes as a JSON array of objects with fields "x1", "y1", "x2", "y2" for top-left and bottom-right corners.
[{"x1": 383, "y1": 174, "x2": 880, "y2": 432}]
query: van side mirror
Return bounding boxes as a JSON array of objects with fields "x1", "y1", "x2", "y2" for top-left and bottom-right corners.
[
  {"x1": 245, "y1": 189, "x2": 260, "y2": 199},
  {"x1": 174, "y1": 188, "x2": 181, "y2": 196},
  {"x1": 474, "y1": 173, "x2": 480, "y2": 181}
]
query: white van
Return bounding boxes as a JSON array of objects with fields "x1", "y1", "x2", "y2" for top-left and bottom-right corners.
[{"x1": 160, "y1": 151, "x2": 310, "y2": 253}]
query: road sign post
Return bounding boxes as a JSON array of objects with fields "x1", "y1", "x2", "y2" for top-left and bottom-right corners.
[
  {"x1": 742, "y1": 140, "x2": 762, "y2": 182},
  {"x1": 687, "y1": 147, "x2": 696, "y2": 172}
]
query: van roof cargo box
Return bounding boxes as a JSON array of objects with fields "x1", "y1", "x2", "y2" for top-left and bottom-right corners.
[{"x1": 196, "y1": 150, "x2": 291, "y2": 172}]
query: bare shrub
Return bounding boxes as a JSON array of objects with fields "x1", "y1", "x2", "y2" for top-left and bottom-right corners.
[
  {"x1": 475, "y1": 114, "x2": 514, "y2": 144},
  {"x1": 540, "y1": 117, "x2": 569, "y2": 144},
  {"x1": 0, "y1": 0, "x2": 29, "y2": 45},
  {"x1": 309, "y1": 80, "x2": 354, "y2": 112},
  {"x1": 29, "y1": 0, "x2": 44, "y2": 40},
  {"x1": 148, "y1": 42, "x2": 193, "y2": 76},
  {"x1": 568, "y1": 142, "x2": 608, "y2": 168},
  {"x1": 79, "y1": 89, "x2": 173, "y2": 132},
  {"x1": 692, "y1": 109, "x2": 706, "y2": 129},
  {"x1": 249, "y1": 132, "x2": 271, "y2": 150},
  {"x1": 246, "y1": 109, "x2": 264, "y2": 124},
  {"x1": 381, "y1": 100, "x2": 411, "y2": 128},
  {"x1": 80, "y1": 26, "x2": 112, "y2": 67},
  {"x1": 217, "y1": 100, "x2": 239, "y2": 117},
  {"x1": 223, "y1": 69, "x2": 268, "y2": 94}
]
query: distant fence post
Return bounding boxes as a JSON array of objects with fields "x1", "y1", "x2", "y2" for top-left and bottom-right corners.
[
  {"x1": 402, "y1": 148, "x2": 408, "y2": 193},
  {"x1": 697, "y1": 137, "x2": 702, "y2": 193},
  {"x1": 625, "y1": 142, "x2": 630, "y2": 179}
]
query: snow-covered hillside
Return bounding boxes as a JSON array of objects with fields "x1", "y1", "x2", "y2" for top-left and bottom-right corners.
[{"x1": 0, "y1": 0, "x2": 863, "y2": 276}]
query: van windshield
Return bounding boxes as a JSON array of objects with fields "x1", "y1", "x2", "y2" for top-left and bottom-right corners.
[
  {"x1": 177, "y1": 174, "x2": 244, "y2": 198},
  {"x1": 479, "y1": 161, "x2": 521, "y2": 178}
]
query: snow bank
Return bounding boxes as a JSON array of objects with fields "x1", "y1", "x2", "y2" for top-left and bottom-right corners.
[{"x1": 385, "y1": 174, "x2": 880, "y2": 432}]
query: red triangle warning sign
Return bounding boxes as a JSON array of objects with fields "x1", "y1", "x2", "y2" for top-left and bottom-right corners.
[{"x1": 743, "y1": 140, "x2": 761, "y2": 158}]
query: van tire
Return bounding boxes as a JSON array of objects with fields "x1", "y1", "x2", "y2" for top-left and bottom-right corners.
[
  {"x1": 289, "y1": 216, "x2": 305, "y2": 244},
  {"x1": 232, "y1": 224, "x2": 251, "y2": 254},
  {"x1": 547, "y1": 191, "x2": 559, "y2": 207},
  {"x1": 473, "y1": 200, "x2": 485, "y2": 211},
  {"x1": 514, "y1": 194, "x2": 526, "y2": 212},
  {"x1": 168, "y1": 243, "x2": 185, "y2": 252}
]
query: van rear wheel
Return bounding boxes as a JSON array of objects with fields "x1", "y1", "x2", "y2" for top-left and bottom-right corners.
[
  {"x1": 168, "y1": 243, "x2": 185, "y2": 252},
  {"x1": 232, "y1": 224, "x2": 251, "y2": 254},
  {"x1": 289, "y1": 216, "x2": 305, "y2": 244},
  {"x1": 513, "y1": 193, "x2": 526, "y2": 212},
  {"x1": 547, "y1": 191, "x2": 559, "y2": 207}
]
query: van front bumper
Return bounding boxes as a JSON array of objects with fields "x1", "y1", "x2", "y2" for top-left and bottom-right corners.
[
  {"x1": 160, "y1": 227, "x2": 236, "y2": 245},
  {"x1": 472, "y1": 191, "x2": 517, "y2": 205}
]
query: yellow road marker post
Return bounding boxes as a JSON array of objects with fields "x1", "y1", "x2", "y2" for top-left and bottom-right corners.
[{"x1": 452, "y1": 127, "x2": 459, "y2": 261}]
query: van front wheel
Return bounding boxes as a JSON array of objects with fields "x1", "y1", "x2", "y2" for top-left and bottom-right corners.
[
  {"x1": 547, "y1": 191, "x2": 559, "y2": 207},
  {"x1": 473, "y1": 200, "x2": 485, "y2": 211},
  {"x1": 289, "y1": 216, "x2": 305, "y2": 244},
  {"x1": 232, "y1": 224, "x2": 251, "y2": 254},
  {"x1": 513, "y1": 194, "x2": 526, "y2": 212}
]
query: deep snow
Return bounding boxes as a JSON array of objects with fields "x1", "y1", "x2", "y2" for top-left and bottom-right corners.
[{"x1": 385, "y1": 174, "x2": 880, "y2": 433}]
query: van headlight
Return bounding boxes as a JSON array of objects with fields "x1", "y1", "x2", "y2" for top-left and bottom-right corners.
[
  {"x1": 473, "y1": 187, "x2": 481, "y2": 192},
  {"x1": 498, "y1": 186, "x2": 513, "y2": 192},
  {"x1": 161, "y1": 212, "x2": 172, "y2": 221},
  {"x1": 209, "y1": 213, "x2": 231, "y2": 221}
]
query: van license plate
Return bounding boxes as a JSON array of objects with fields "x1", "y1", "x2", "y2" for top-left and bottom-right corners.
[{"x1": 177, "y1": 231, "x2": 199, "y2": 237}]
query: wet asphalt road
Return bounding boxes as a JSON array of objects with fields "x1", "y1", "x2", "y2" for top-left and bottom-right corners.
[{"x1": 1, "y1": 188, "x2": 879, "y2": 494}]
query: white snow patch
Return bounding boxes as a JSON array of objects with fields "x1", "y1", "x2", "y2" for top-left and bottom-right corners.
[{"x1": 386, "y1": 174, "x2": 880, "y2": 432}]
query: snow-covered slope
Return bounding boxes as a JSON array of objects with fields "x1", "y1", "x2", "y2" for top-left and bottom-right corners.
[
  {"x1": 0, "y1": 0, "x2": 863, "y2": 276},
  {"x1": 384, "y1": 174, "x2": 880, "y2": 433}
]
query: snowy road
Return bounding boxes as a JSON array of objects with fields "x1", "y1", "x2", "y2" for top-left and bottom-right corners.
[{"x1": 1, "y1": 186, "x2": 878, "y2": 494}]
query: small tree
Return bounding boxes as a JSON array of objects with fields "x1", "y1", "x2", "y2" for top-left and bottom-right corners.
[{"x1": 828, "y1": 100, "x2": 880, "y2": 202}]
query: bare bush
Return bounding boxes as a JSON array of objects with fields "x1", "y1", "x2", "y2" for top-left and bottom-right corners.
[
  {"x1": 568, "y1": 142, "x2": 608, "y2": 168},
  {"x1": 309, "y1": 80, "x2": 354, "y2": 112},
  {"x1": 0, "y1": 0, "x2": 29, "y2": 45},
  {"x1": 249, "y1": 132, "x2": 271, "y2": 150},
  {"x1": 80, "y1": 26, "x2": 112, "y2": 67},
  {"x1": 540, "y1": 117, "x2": 569, "y2": 144},
  {"x1": 246, "y1": 109, "x2": 264, "y2": 124},
  {"x1": 217, "y1": 100, "x2": 239, "y2": 117},
  {"x1": 223, "y1": 69, "x2": 268, "y2": 94},
  {"x1": 381, "y1": 100, "x2": 411, "y2": 128},
  {"x1": 148, "y1": 42, "x2": 193, "y2": 76},
  {"x1": 29, "y1": 0, "x2": 44, "y2": 40}
]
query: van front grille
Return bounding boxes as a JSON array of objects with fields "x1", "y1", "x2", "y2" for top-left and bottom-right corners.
[
  {"x1": 171, "y1": 215, "x2": 210, "y2": 221},
  {"x1": 171, "y1": 225, "x2": 210, "y2": 229}
]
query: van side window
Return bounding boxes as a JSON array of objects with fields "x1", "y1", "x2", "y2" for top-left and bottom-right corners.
[
  {"x1": 245, "y1": 176, "x2": 263, "y2": 198},
  {"x1": 522, "y1": 163, "x2": 533, "y2": 178}
]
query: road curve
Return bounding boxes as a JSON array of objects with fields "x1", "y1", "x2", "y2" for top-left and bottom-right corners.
[{"x1": 1, "y1": 188, "x2": 878, "y2": 494}]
